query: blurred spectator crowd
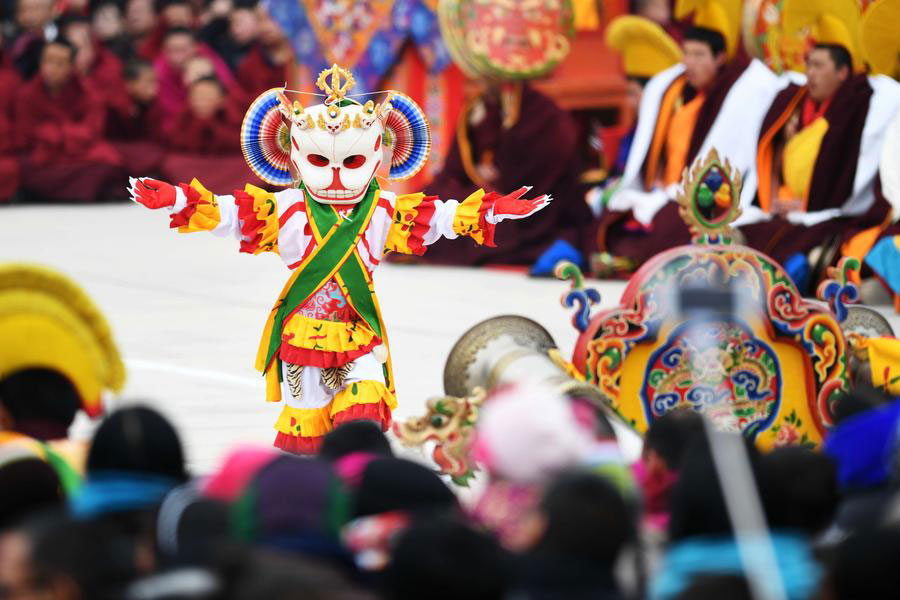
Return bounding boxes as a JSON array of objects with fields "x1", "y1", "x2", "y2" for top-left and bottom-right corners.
[
  {"x1": 4, "y1": 371, "x2": 900, "y2": 599},
  {"x1": 0, "y1": 0, "x2": 294, "y2": 204}
]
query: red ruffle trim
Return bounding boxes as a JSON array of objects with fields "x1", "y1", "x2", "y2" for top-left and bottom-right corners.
[
  {"x1": 333, "y1": 399, "x2": 393, "y2": 432},
  {"x1": 406, "y1": 195, "x2": 437, "y2": 256},
  {"x1": 274, "y1": 431, "x2": 324, "y2": 455},
  {"x1": 168, "y1": 183, "x2": 203, "y2": 229},
  {"x1": 278, "y1": 338, "x2": 380, "y2": 368},
  {"x1": 478, "y1": 192, "x2": 499, "y2": 248},
  {"x1": 236, "y1": 190, "x2": 270, "y2": 254}
]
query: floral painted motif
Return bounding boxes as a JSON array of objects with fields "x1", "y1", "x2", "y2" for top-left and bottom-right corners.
[
  {"x1": 641, "y1": 320, "x2": 781, "y2": 441},
  {"x1": 771, "y1": 409, "x2": 815, "y2": 449},
  {"x1": 296, "y1": 279, "x2": 353, "y2": 321}
]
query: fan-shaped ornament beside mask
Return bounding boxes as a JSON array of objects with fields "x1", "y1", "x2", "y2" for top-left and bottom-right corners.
[
  {"x1": 241, "y1": 88, "x2": 431, "y2": 185},
  {"x1": 383, "y1": 92, "x2": 431, "y2": 181},
  {"x1": 241, "y1": 87, "x2": 294, "y2": 187}
]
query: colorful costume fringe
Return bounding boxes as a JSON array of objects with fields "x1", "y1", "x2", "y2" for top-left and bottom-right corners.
[{"x1": 167, "y1": 179, "x2": 498, "y2": 453}]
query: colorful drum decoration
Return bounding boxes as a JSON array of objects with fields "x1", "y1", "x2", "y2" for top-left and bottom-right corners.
[
  {"x1": 438, "y1": 0, "x2": 575, "y2": 80},
  {"x1": 561, "y1": 149, "x2": 855, "y2": 450}
]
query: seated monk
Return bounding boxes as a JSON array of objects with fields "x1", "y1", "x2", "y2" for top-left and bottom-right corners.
[
  {"x1": 198, "y1": 0, "x2": 258, "y2": 72},
  {"x1": 106, "y1": 59, "x2": 166, "y2": 174},
  {"x1": 234, "y1": 3, "x2": 292, "y2": 106},
  {"x1": 0, "y1": 44, "x2": 22, "y2": 203},
  {"x1": 154, "y1": 26, "x2": 235, "y2": 131},
  {"x1": 166, "y1": 75, "x2": 240, "y2": 153},
  {"x1": 59, "y1": 12, "x2": 127, "y2": 114},
  {"x1": 596, "y1": 0, "x2": 783, "y2": 272},
  {"x1": 739, "y1": 0, "x2": 900, "y2": 290},
  {"x1": 161, "y1": 75, "x2": 252, "y2": 192},
  {"x1": 107, "y1": 59, "x2": 164, "y2": 142},
  {"x1": 584, "y1": 15, "x2": 683, "y2": 217},
  {"x1": 13, "y1": 38, "x2": 125, "y2": 203},
  {"x1": 8, "y1": 0, "x2": 55, "y2": 79},
  {"x1": 417, "y1": 80, "x2": 588, "y2": 266}
]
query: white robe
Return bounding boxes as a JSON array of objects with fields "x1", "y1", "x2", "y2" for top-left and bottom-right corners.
[{"x1": 607, "y1": 59, "x2": 789, "y2": 226}]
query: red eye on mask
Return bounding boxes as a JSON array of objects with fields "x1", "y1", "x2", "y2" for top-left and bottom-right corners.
[
  {"x1": 307, "y1": 154, "x2": 329, "y2": 167},
  {"x1": 343, "y1": 155, "x2": 366, "y2": 169}
]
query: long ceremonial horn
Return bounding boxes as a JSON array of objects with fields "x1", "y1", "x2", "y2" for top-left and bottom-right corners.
[
  {"x1": 395, "y1": 316, "x2": 642, "y2": 486},
  {"x1": 443, "y1": 315, "x2": 610, "y2": 413}
]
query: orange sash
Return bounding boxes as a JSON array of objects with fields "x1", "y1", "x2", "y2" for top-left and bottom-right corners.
[
  {"x1": 756, "y1": 88, "x2": 806, "y2": 212},
  {"x1": 643, "y1": 76, "x2": 686, "y2": 190},
  {"x1": 663, "y1": 93, "x2": 705, "y2": 186}
]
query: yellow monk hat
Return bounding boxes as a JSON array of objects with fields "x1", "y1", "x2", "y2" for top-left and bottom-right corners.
[
  {"x1": 0, "y1": 265, "x2": 125, "y2": 418},
  {"x1": 860, "y1": 0, "x2": 900, "y2": 78},
  {"x1": 606, "y1": 15, "x2": 683, "y2": 78},
  {"x1": 783, "y1": 0, "x2": 864, "y2": 73},
  {"x1": 675, "y1": 0, "x2": 742, "y2": 58}
]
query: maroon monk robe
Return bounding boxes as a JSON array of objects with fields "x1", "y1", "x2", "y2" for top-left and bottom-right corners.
[
  {"x1": 0, "y1": 66, "x2": 21, "y2": 203},
  {"x1": 418, "y1": 84, "x2": 591, "y2": 266},
  {"x1": 161, "y1": 100, "x2": 254, "y2": 192},
  {"x1": 136, "y1": 20, "x2": 169, "y2": 62},
  {"x1": 597, "y1": 56, "x2": 752, "y2": 269},
  {"x1": 81, "y1": 41, "x2": 127, "y2": 111},
  {"x1": 740, "y1": 74, "x2": 887, "y2": 265},
  {"x1": 13, "y1": 75, "x2": 125, "y2": 203},
  {"x1": 234, "y1": 44, "x2": 288, "y2": 105},
  {"x1": 166, "y1": 100, "x2": 241, "y2": 154},
  {"x1": 106, "y1": 98, "x2": 167, "y2": 175},
  {"x1": 106, "y1": 98, "x2": 166, "y2": 142}
]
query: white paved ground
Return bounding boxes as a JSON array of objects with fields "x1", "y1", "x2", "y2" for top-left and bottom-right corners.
[
  {"x1": 0, "y1": 204, "x2": 627, "y2": 472},
  {"x1": 4, "y1": 204, "x2": 899, "y2": 474}
]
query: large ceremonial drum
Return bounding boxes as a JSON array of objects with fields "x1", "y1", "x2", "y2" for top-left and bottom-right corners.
[
  {"x1": 438, "y1": 0, "x2": 575, "y2": 80},
  {"x1": 564, "y1": 150, "x2": 858, "y2": 450}
]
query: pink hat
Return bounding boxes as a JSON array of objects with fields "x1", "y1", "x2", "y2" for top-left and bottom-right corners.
[{"x1": 203, "y1": 446, "x2": 278, "y2": 501}]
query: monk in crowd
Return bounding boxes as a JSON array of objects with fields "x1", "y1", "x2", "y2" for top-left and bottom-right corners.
[
  {"x1": 597, "y1": 11, "x2": 782, "y2": 268},
  {"x1": 741, "y1": 33, "x2": 899, "y2": 288},
  {"x1": 13, "y1": 38, "x2": 125, "y2": 203}
]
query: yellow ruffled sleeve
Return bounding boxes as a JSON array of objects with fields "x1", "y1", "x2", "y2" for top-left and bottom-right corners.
[
  {"x1": 452, "y1": 188, "x2": 497, "y2": 246},
  {"x1": 384, "y1": 192, "x2": 437, "y2": 256},
  {"x1": 236, "y1": 184, "x2": 280, "y2": 255},
  {"x1": 169, "y1": 179, "x2": 221, "y2": 233}
]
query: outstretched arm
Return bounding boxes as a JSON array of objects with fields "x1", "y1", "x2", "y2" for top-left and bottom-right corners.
[
  {"x1": 129, "y1": 177, "x2": 279, "y2": 255},
  {"x1": 385, "y1": 186, "x2": 551, "y2": 255}
]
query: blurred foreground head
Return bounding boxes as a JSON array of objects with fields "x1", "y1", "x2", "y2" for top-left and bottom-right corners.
[
  {"x1": 531, "y1": 471, "x2": 636, "y2": 565},
  {"x1": 654, "y1": 434, "x2": 822, "y2": 600},
  {"x1": 231, "y1": 456, "x2": 355, "y2": 571},
  {"x1": 474, "y1": 383, "x2": 594, "y2": 485},
  {"x1": 0, "y1": 515, "x2": 137, "y2": 600},
  {"x1": 470, "y1": 383, "x2": 596, "y2": 548},
  {"x1": 341, "y1": 457, "x2": 457, "y2": 572},
  {"x1": 319, "y1": 420, "x2": 393, "y2": 463},
  {"x1": 71, "y1": 405, "x2": 186, "y2": 520},
  {"x1": 0, "y1": 448, "x2": 63, "y2": 532},
  {"x1": 0, "y1": 264, "x2": 125, "y2": 439},
  {"x1": 382, "y1": 515, "x2": 510, "y2": 600}
]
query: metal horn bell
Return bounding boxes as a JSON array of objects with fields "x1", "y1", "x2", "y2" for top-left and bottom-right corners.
[{"x1": 443, "y1": 315, "x2": 608, "y2": 409}]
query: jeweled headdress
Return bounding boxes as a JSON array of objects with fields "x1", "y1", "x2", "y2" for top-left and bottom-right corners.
[{"x1": 240, "y1": 64, "x2": 432, "y2": 187}]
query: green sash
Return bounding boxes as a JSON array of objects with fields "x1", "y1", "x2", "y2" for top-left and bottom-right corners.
[{"x1": 263, "y1": 181, "x2": 385, "y2": 383}]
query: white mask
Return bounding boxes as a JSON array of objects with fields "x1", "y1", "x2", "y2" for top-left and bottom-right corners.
[
  {"x1": 280, "y1": 97, "x2": 390, "y2": 204},
  {"x1": 241, "y1": 64, "x2": 431, "y2": 196}
]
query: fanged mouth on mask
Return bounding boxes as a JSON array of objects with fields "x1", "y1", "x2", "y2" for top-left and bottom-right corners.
[
  {"x1": 302, "y1": 151, "x2": 383, "y2": 204},
  {"x1": 274, "y1": 65, "x2": 393, "y2": 205}
]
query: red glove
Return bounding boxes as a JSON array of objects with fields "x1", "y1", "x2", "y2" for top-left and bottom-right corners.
[
  {"x1": 488, "y1": 186, "x2": 551, "y2": 223},
  {"x1": 129, "y1": 177, "x2": 177, "y2": 209}
]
